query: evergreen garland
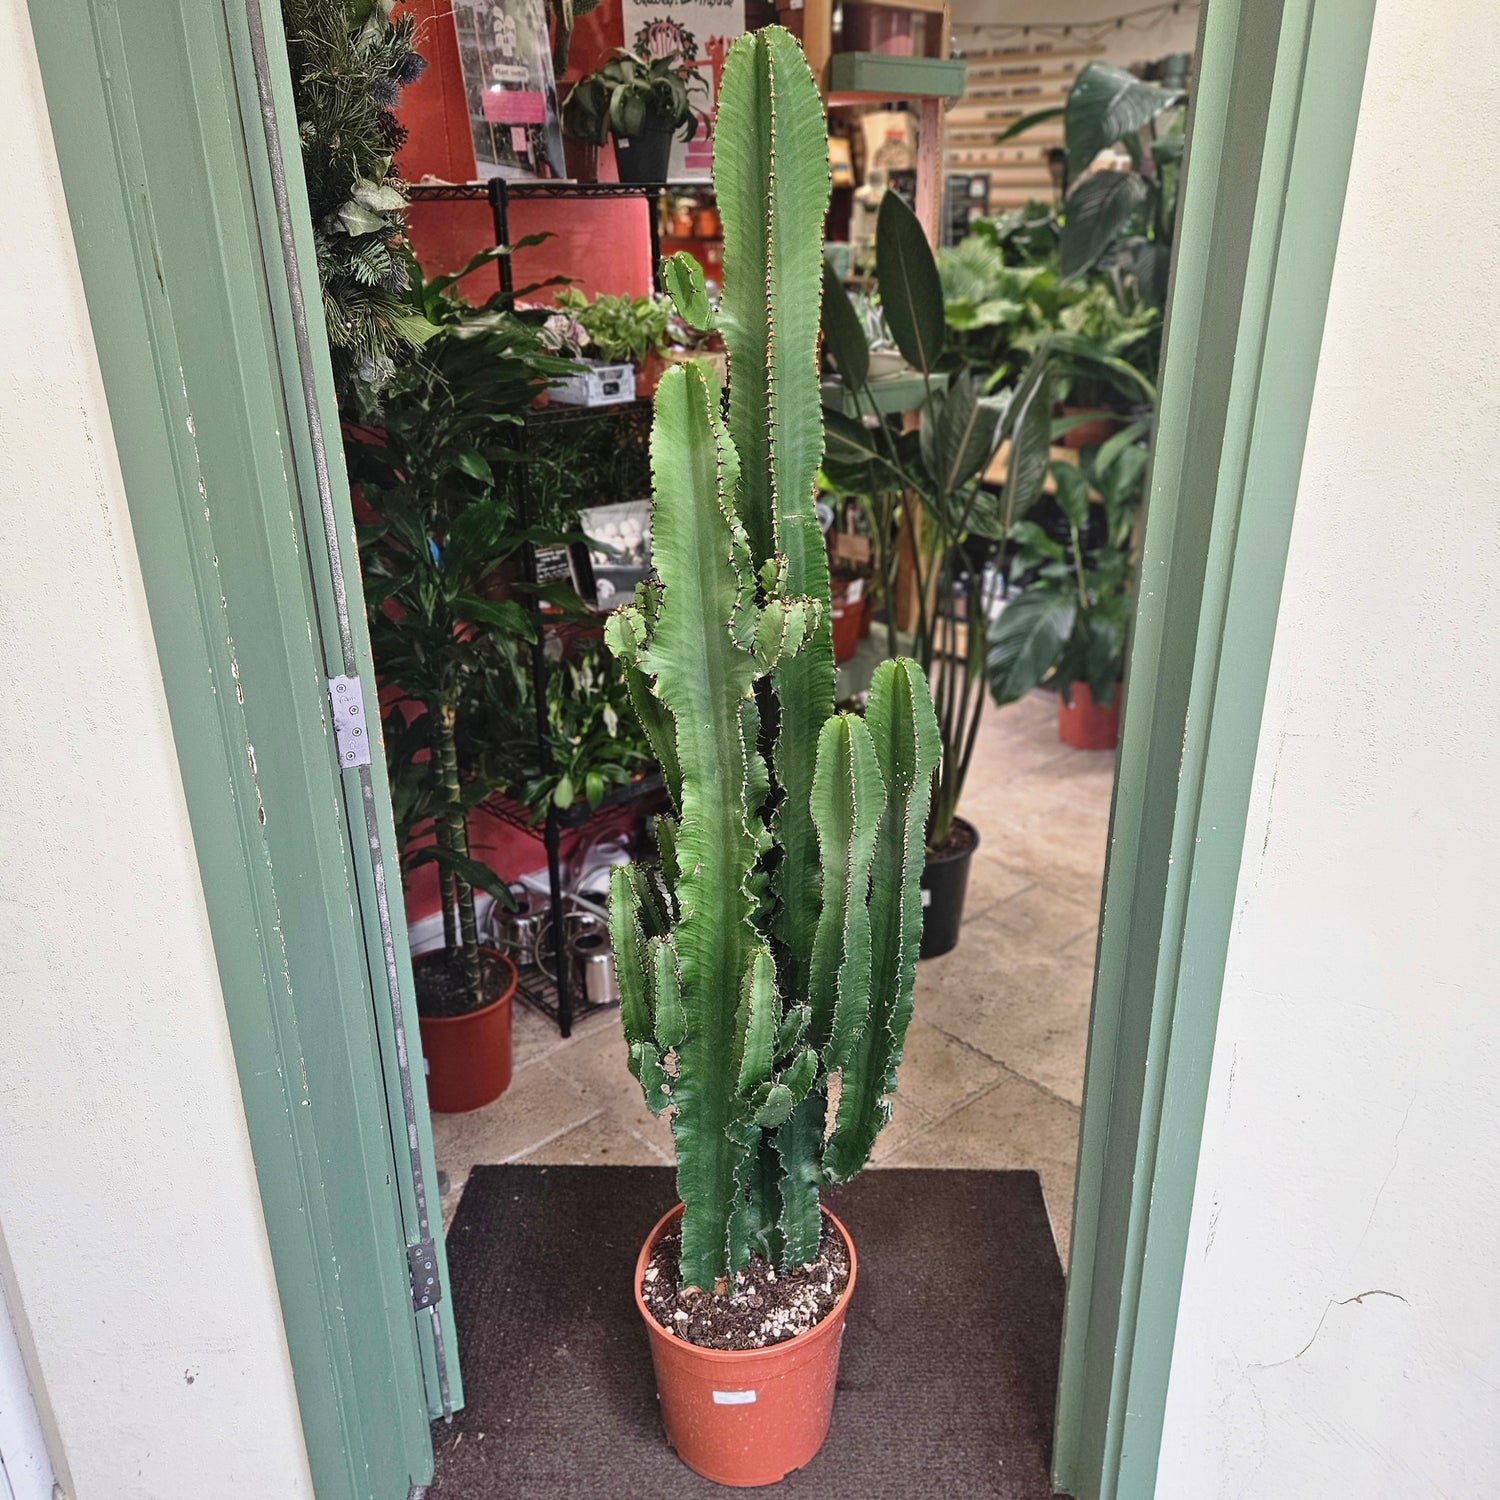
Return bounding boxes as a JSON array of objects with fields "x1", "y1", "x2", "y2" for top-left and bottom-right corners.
[{"x1": 282, "y1": 0, "x2": 434, "y2": 412}]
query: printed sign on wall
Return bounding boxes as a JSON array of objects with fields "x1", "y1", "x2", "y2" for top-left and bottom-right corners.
[
  {"x1": 620, "y1": 0, "x2": 745, "y2": 181},
  {"x1": 453, "y1": 0, "x2": 567, "y2": 179}
]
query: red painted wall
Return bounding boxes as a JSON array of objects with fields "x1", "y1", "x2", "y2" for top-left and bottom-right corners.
[{"x1": 395, "y1": 0, "x2": 652, "y2": 304}]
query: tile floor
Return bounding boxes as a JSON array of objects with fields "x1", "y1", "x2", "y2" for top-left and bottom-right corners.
[{"x1": 432, "y1": 689, "x2": 1114, "y2": 1263}]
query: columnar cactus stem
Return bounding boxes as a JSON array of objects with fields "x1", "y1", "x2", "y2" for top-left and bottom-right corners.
[{"x1": 608, "y1": 26, "x2": 939, "y2": 1290}]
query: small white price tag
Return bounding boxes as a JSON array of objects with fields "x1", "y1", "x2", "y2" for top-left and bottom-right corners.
[
  {"x1": 921, "y1": 887, "x2": 932, "y2": 907},
  {"x1": 712, "y1": 1390, "x2": 757, "y2": 1406}
]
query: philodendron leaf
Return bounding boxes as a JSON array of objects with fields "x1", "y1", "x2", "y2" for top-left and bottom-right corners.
[
  {"x1": 1065, "y1": 62, "x2": 1186, "y2": 174},
  {"x1": 1060, "y1": 169, "x2": 1150, "y2": 279},
  {"x1": 986, "y1": 588, "x2": 1077, "y2": 705},
  {"x1": 876, "y1": 189, "x2": 946, "y2": 377},
  {"x1": 1051, "y1": 460, "x2": 1091, "y2": 529},
  {"x1": 821, "y1": 259, "x2": 870, "y2": 389},
  {"x1": 663, "y1": 251, "x2": 717, "y2": 331}
]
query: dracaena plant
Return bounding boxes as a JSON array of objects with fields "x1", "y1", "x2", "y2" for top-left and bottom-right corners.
[
  {"x1": 350, "y1": 256, "x2": 577, "y2": 1012},
  {"x1": 604, "y1": 27, "x2": 939, "y2": 1294}
]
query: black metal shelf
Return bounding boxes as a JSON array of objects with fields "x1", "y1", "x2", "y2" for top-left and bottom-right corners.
[{"x1": 410, "y1": 179, "x2": 664, "y2": 1038}]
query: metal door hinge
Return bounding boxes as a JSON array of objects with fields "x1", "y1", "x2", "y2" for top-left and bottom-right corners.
[
  {"x1": 328, "y1": 674, "x2": 372, "y2": 767},
  {"x1": 407, "y1": 1237, "x2": 442, "y2": 1311}
]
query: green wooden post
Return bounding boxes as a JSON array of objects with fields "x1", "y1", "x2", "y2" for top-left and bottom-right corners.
[
  {"x1": 26, "y1": 1, "x2": 464, "y2": 1493},
  {"x1": 1052, "y1": 1, "x2": 1377, "y2": 1495}
]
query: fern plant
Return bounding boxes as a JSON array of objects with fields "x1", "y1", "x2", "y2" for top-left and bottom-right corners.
[
  {"x1": 605, "y1": 27, "x2": 939, "y2": 1294},
  {"x1": 282, "y1": 0, "x2": 434, "y2": 412}
]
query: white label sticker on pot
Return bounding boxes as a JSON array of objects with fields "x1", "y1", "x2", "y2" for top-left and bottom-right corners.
[
  {"x1": 921, "y1": 888, "x2": 932, "y2": 907},
  {"x1": 713, "y1": 1390, "x2": 757, "y2": 1405}
]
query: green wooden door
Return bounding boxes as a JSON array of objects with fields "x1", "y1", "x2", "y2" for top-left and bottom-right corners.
[
  {"x1": 1051, "y1": 0, "x2": 1377, "y2": 1495},
  {"x1": 28, "y1": 2, "x2": 462, "y2": 1495}
]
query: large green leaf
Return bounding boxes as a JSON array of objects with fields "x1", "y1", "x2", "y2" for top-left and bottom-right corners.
[
  {"x1": 821, "y1": 259, "x2": 870, "y2": 390},
  {"x1": 876, "y1": 190, "x2": 946, "y2": 378},
  {"x1": 993, "y1": 105, "x2": 1064, "y2": 145},
  {"x1": 1065, "y1": 62, "x2": 1186, "y2": 174},
  {"x1": 1002, "y1": 354, "x2": 1054, "y2": 523},
  {"x1": 1060, "y1": 169, "x2": 1151, "y2": 279},
  {"x1": 986, "y1": 588, "x2": 1077, "y2": 705},
  {"x1": 929, "y1": 371, "x2": 1008, "y2": 497}
]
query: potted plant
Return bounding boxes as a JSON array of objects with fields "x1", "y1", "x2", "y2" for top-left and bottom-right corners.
[
  {"x1": 351, "y1": 255, "x2": 577, "y2": 1111},
  {"x1": 551, "y1": 287, "x2": 670, "y2": 395},
  {"x1": 562, "y1": 44, "x2": 707, "y2": 184},
  {"x1": 986, "y1": 439, "x2": 1148, "y2": 750},
  {"x1": 604, "y1": 29, "x2": 939, "y2": 1486},
  {"x1": 819, "y1": 190, "x2": 1057, "y2": 957}
]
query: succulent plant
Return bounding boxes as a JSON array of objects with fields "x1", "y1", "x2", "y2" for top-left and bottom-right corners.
[{"x1": 605, "y1": 26, "x2": 939, "y2": 1294}]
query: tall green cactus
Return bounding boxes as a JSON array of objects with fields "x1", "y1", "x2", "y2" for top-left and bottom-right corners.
[{"x1": 607, "y1": 26, "x2": 940, "y2": 1293}]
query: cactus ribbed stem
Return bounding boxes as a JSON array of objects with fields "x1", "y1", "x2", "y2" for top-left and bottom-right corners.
[{"x1": 608, "y1": 27, "x2": 939, "y2": 1291}]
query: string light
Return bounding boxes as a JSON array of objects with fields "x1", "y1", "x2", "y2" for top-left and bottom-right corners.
[{"x1": 954, "y1": 0, "x2": 1199, "y2": 47}]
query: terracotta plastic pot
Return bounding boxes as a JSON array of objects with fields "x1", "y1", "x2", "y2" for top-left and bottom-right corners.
[
  {"x1": 1059, "y1": 407, "x2": 1118, "y2": 449},
  {"x1": 1058, "y1": 681, "x2": 1121, "y2": 750},
  {"x1": 635, "y1": 1203, "x2": 857, "y2": 1487},
  {"x1": 415, "y1": 947, "x2": 517, "y2": 1113}
]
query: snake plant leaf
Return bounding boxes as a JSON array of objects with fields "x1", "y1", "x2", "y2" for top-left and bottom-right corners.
[
  {"x1": 1065, "y1": 61, "x2": 1185, "y2": 174},
  {"x1": 821, "y1": 259, "x2": 870, "y2": 389},
  {"x1": 807, "y1": 713, "x2": 885, "y2": 1067},
  {"x1": 824, "y1": 659, "x2": 939, "y2": 1181},
  {"x1": 1060, "y1": 168, "x2": 1151, "y2": 279},
  {"x1": 985, "y1": 589, "x2": 1077, "y2": 706},
  {"x1": 876, "y1": 190, "x2": 946, "y2": 378},
  {"x1": 663, "y1": 251, "x2": 718, "y2": 332}
]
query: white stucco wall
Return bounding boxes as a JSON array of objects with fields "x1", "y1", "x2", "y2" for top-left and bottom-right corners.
[
  {"x1": 0, "y1": 5, "x2": 315, "y2": 1497},
  {"x1": 1157, "y1": 1, "x2": 1500, "y2": 1495}
]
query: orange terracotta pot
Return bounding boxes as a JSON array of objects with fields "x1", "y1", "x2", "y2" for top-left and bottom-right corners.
[
  {"x1": 415, "y1": 946, "x2": 517, "y2": 1113},
  {"x1": 1058, "y1": 681, "x2": 1121, "y2": 750},
  {"x1": 635, "y1": 1203, "x2": 857, "y2": 1487},
  {"x1": 1059, "y1": 407, "x2": 1118, "y2": 450}
]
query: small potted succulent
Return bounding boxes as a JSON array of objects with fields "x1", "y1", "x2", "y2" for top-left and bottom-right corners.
[
  {"x1": 604, "y1": 29, "x2": 939, "y2": 1486},
  {"x1": 562, "y1": 45, "x2": 707, "y2": 183}
]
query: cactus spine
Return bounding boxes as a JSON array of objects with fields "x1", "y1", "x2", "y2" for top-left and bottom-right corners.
[{"x1": 607, "y1": 26, "x2": 939, "y2": 1293}]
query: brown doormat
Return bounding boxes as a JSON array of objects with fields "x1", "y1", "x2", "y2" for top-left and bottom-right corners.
[{"x1": 431, "y1": 1166, "x2": 1064, "y2": 1498}]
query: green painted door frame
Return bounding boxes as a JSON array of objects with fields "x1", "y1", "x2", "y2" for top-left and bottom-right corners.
[
  {"x1": 28, "y1": 2, "x2": 461, "y2": 1496},
  {"x1": 1052, "y1": 0, "x2": 1376, "y2": 1495}
]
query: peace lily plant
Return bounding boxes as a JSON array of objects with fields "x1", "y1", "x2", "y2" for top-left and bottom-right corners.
[{"x1": 604, "y1": 27, "x2": 939, "y2": 1486}]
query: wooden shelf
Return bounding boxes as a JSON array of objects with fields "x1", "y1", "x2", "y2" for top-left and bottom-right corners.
[{"x1": 827, "y1": 52, "x2": 966, "y2": 101}]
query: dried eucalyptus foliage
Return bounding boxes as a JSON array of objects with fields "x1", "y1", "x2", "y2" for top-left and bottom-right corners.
[{"x1": 281, "y1": 0, "x2": 434, "y2": 411}]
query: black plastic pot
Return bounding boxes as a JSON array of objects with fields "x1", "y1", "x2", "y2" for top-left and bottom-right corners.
[
  {"x1": 612, "y1": 120, "x2": 674, "y2": 183},
  {"x1": 919, "y1": 817, "x2": 979, "y2": 959}
]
